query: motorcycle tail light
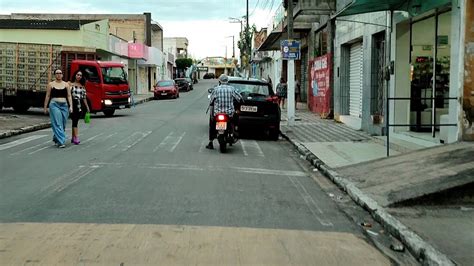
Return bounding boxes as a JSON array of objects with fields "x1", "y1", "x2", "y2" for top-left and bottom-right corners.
[{"x1": 217, "y1": 114, "x2": 226, "y2": 121}]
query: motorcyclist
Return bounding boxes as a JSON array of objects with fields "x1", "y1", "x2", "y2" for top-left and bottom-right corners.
[{"x1": 206, "y1": 74, "x2": 242, "y2": 150}]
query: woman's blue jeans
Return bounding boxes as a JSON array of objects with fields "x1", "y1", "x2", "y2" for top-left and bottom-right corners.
[{"x1": 49, "y1": 100, "x2": 69, "y2": 145}]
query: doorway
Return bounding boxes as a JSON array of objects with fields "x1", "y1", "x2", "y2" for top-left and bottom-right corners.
[{"x1": 409, "y1": 10, "x2": 452, "y2": 133}]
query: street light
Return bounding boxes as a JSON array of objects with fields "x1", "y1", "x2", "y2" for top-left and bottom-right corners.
[{"x1": 229, "y1": 16, "x2": 245, "y2": 70}]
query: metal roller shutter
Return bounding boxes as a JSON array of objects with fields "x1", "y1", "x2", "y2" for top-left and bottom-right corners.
[{"x1": 349, "y1": 42, "x2": 363, "y2": 118}]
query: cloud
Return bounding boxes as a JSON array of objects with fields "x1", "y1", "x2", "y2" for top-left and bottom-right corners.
[{"x1": 0, "y1": 0, "x2": 278, "y2": 59}]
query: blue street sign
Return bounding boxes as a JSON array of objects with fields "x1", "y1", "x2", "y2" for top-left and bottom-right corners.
[{"x1": 281, "y1": 40, "x2": 301, "y2": 60}]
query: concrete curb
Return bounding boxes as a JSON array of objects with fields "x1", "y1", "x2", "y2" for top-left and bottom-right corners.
[
  {"x1": 0, "y1": 96, "x2": 155, "y2": 140},
  {"x1": 0, "y1": 122, "x2": 51, "y2": 140},
  {"x1": 280, "y1": 131, "x2": 455, "y2": 266}
]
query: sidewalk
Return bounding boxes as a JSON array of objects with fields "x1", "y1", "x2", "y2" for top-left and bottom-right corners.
[
  {"x1": 0, "y1": 93, "x2": 154, "y2": 139},
  {"x1": 280, "y1": 104, "x2": 473, "y2": 265}
]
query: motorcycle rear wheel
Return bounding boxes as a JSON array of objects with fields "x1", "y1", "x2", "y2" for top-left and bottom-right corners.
[{"x1": 218, "y1": 135, "x2": 227, "y2": 153}]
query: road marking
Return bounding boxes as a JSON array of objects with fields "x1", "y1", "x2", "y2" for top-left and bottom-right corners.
[
  {"x1": 89, "y1": 162, "x2": 307, "y2": 177},
  {"x1": 0, "y1": 135, "x2": 47, "y2": 151},
  {"x1": 231, "y1": 167, "x2": 306, "y2": 177},
  {"x1": 288, "y1": 175, "x2": 333, "y2": 227},
  {"x1": 122, "y1": 131, "x2": 152, "y2": 151},
  {"x1": 198, "y1": 139, "x2": 208, "y2": 153},
  {"x1": 169, "y1": 132, "x2": 186, "y2": 152},
  {"x1": 153, "y1": 132, "x2": 186, "y2": 152},
  {"x1": 28, "y1": 145, "x2": 52, "y2": 155},
  {"x1": 75, "y1": 133, "x2": 107, "y2": 151},
  {"x1": 240, "y1": 140, "x2": 249, "y2": 156},
  {"x1": 241, "y1": 140, "x2": 265, "y2": 157},
  {"x1": 10, "y1": 140, "x2": 50, "y2": 155},
  {"x1": 153, "y1": 132, "x2": 174, "y2": 152}
]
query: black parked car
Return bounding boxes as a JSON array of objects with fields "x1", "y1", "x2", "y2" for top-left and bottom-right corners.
[
  {"x1": 203, "y1": 73, "x2": 215, "y2": 79},
  {"x1": 174, "y1": 78, "x2": 190, "y2": 91},
  {"x1": 185, "y1": 77, "x2": 194, "y2": 90},
  {"x1": 227, "y1": 77, "x2": 281, "y2": 140}
]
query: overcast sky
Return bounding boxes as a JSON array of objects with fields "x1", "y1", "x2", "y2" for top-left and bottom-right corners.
[{"x1": 0, "y1": 0, "x2": 281, "y2": 59}]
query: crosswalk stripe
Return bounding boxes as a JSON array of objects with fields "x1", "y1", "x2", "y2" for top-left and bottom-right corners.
[
  {"x1": 10, "y1": 140, "x2": 50, "y2": 155},
  {"x1": 122, "y1": 131, "x2": 152, "y2": 151},
  {"x1": 0, "y1": 135, "x2": 47, "y2": 151}
]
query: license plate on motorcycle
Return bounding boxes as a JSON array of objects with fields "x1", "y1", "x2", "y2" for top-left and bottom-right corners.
[
  {"x1": 216, "y1": 122, "x2": 227, "y2": 130},
  {"x1": 240, "y1": 105, "x2": 257, "y2": 112}
]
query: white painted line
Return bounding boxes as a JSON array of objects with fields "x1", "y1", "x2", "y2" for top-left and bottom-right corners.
[
  {"x1": 288, "y1": 175, "x2": 333, "y2": 227},
  {"x1": 0, "y1": 135, "x2": 47, "y2": 151},
  {"x1": 240, "y1": 140, "x2": 249, "y2": 156},
  {"x1": 122, "y1": 131, "x2": 152, "y2": 151},
  {"x1": 10, "y1": 140, "x2": 50, "y2": 155},
  {"x1": 250, "y1": 140, "x2": 265, "y2": 157},
  {"x1": 169, "y1": 132, "x2": 186, "y2": 152},
  {"x1": 102, "y1": 132, "x2": 118, "y2": 141},
  {"x1": 232, "y1": 167, "x2": 306, "y2": 177},
  {"x1": 106, "y1": 144, "x2": 117, "y2": 151},
  {"x1": 153, "y1": 132, "x2": 174, "y2": 152},
  {"x1": 198, "y1": 139, "x2": 208, "y2": 153},
  {"x1": 28, "y1": 145, "x2": 50, "y2": 155},
  {"x1": 84, "y1": 133, "x2": 104, "y2": 142}
]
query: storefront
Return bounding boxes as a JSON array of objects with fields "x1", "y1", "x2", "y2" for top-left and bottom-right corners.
[
  {"x1": 391, "y1": 0, "x2": 464, "y2": 143},
  {"x1": 338, "y1": 0, "x2": 465, "y2": 143}
]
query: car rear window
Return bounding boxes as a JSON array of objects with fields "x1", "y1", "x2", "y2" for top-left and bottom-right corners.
[
  {"x1": 229, "y1": 82, "x2": 271, "y2": 96},
  {"x1": 158, "y1": 81, "x2": 173, "y2": 86}
]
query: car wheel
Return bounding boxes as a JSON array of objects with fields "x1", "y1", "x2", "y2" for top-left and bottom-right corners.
[
  {"x1": 103, "y1": 109, "x2": 115, "y2": 117},
  {"x1": 269, "y1": 128, "x2": 280, "y2": 141}
]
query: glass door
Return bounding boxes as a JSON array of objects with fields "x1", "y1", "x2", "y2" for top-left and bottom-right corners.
[{"x1": 409, "y1": 10, "x2": 451, "y2": 133}]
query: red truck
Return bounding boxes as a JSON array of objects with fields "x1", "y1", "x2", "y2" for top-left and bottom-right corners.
[{"x1": 0, "y1": 42, "x2": 130, "y2": 116}]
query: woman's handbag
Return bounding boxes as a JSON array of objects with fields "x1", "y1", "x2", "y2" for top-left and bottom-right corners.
[{"x1": 84, "y1": 112, "x2": 91, "y2": 124}]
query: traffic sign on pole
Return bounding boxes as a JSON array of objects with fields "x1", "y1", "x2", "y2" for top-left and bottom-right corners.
[{"x1": 281, "y1": 40, "x2": 301, "y2": 60}]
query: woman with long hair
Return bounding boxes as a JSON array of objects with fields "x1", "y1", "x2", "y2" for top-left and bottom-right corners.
[
  {"x1": 43, "y1": 69, "x2": 73, "y2": 148},
  {"x1": 69, "y1": 70, "x2": 90, "y2": 144}
]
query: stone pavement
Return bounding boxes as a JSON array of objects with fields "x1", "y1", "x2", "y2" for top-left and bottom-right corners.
[
  {"x1": 0, "y1": 93, "x2": 154, "y2": 139},
  {"x1": 280, "y1": 104, "x2": 473, "y2": 265}
]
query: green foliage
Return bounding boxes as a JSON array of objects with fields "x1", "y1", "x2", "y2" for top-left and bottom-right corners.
[
  {"x1": 238, "y1": 24, "x2": 257, "y2": 67},
  {"x1": 175, "y1": 58, "x2": 193, "y2": 69}
]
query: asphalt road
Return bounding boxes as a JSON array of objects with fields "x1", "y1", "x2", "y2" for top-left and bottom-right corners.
[{"x1": 0, "y1": 80, "x2": 391, "y2": 265}]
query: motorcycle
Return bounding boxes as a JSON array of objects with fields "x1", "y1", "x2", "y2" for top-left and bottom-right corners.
[
  {"x1": 214, "y1": 112, "x2": 237, "y2": 153},
  {"x1": 207, "y1": 87, "x2": 239, "y2": 153}
]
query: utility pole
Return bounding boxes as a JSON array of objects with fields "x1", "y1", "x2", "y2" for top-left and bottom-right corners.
[
  {"x1": 246, "y1": 0, "x2": 250, "y2": 77},
  {"x1": 287, "y1": 0, "x2": 296, "y2": 126}
]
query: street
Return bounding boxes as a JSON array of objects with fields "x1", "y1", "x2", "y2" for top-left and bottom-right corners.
[{"x1": 0, "y1": 80, "x2": 392, "y2": 265}]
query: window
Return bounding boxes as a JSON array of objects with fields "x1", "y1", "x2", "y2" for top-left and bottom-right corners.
[
  {"x1": 102, "y1": 67, "x2": 127, "y2": 84},
  {"x1": 80, "y1": 66, "x2": 100, "y2": 83}
]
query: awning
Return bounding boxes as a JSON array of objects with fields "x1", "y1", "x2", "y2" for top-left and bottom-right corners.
[{"x1": 337, "y1": 0, "x2": 451, "y2": 17}]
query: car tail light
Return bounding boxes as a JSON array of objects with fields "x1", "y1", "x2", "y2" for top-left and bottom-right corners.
[
  {"x1": 217, "y1": 114, "x2": 227, "y2": 121},
  {"x1": 266, "y1": 95, "x2": 279, "y2": 103}
]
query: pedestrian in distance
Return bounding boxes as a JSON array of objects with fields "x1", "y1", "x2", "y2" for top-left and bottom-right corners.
[
  {"x1": 43, "y1": 69, "x2": 73, "y2": 148},
  {"x1": 69, "y1": 70, "x2": 90, "y2": 145},
  {"x1": 276, "y1": 77, "x2": 287, "y2": 109},
  {"x1": 295, "y1": 78, "x2": 301, "y2": 110}
]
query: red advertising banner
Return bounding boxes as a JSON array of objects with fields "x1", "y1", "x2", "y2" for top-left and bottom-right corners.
[{"x1": 308, "y1": 53, "x2": 331, "y2": 117}]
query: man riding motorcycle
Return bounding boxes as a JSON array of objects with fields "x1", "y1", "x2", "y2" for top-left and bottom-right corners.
[{"x1": 206, "y1": 74, "x2": 242, "y2": 150}]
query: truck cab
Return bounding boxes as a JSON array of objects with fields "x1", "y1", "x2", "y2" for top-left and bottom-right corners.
[{"x1": 70, "y1": 60, "x2": 131, "y2": 116}]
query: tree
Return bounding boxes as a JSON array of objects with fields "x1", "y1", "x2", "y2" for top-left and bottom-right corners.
[
  {"x1": 175, "y1": 58, "x2": 193, "y2": 70},
  {"x1": 237, "y1": 24, "x2": 257, "y2": 68}
]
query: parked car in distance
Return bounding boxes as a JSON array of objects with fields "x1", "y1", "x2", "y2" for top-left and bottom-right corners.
[
  {"x1": 185, "y1": 77, "x2": 194, "y2": 90},
  {"x1": 209, "y1": 77, "x2": 280, "y2": 140},
  {"x1": 154, "y1": 80, "x2": 179, "y2": 99},
  {"x1": 203, "y1": 73, "x2": 215, "y2": 79},
  {"x1": 174, "y1": 78, "x2": 190, "y2": 92}
]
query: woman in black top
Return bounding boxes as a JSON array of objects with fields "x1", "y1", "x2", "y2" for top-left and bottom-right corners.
[
  {"x1": 69, "y1": 70, "x2": 90, "y2": 144},
  {"x1": 43, "y1": 69, "x2": 73, "y2": 148}
]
